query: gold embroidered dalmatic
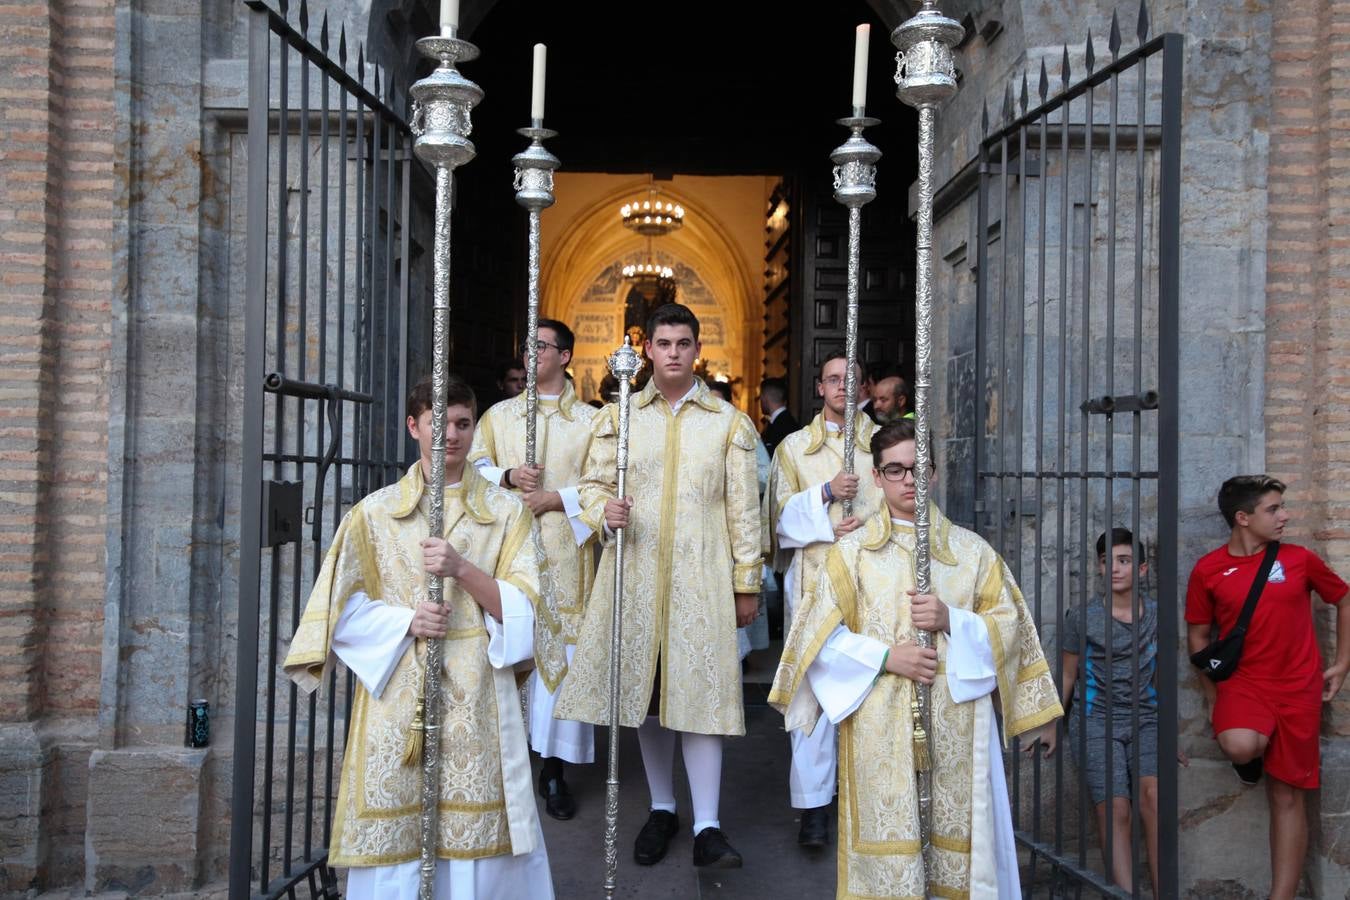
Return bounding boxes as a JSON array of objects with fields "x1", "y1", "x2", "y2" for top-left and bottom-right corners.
[
  {"x1": 763, "y1": 410, "x2": 882, "y2": 614},
  {"x1": 469, "y1": 380, "x2": 596, "y2": 645},
  {"x1": 284, "y1": 464, "x2": 566, "y2": 867},
  {"x1": 769, "y1": 506, "x2": 1062, "y2": 900},
  {"x1": 554, "y1": 378, "x2": 763, "y2": 736}
]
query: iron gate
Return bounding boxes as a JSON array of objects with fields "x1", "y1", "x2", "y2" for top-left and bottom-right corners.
[
  {"x1": 968, "y1": 8, "x2": 1181, "y2": 898},
  {"x1": 229, "y1": 1, "x2": 426, "y2": 897}
]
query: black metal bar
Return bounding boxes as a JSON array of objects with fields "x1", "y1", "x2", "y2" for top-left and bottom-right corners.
[
  {"x1": 366, "y1": 82, "x2": 381, "y2": 496},
  {"x1": 973, "y1": 133, "x2": 989, "y2": 534},
  {"x1": 326, "y1": 64, "x2": 348, "y2": 859},
  {"x1": 397, "y1": 138, "x2": 412, "y2": 468},
  {"x1": 260, "y1": 17, "x2": 292, "y2": 890},
  {"x1": 997, "y1": 124, "x2": 1009, "y2": 568},
  {"x1": 1130, "y1": 37, "x2": 1150, "y2": 900},
  {"x1": 1030, "y1": 91, "x2": 1050, "y2": 877},
  {"x1": 368, "y1": 84, "x2": 384, "y2": 490},
  {"x1": 353, "y1": 77, "x2": 367, "y2": 501},
  {"x1": 229, "y1": 10, "x2": 270, "y2": 898},
  {"x1": 1078, "y1": 67, "x2": 1096, "y2": 881},
  {"x1": 308, "y1": 22, "x2": 330, "y2": 866},
  {"x1": 284, "y1": 32, "x2": 312, "y2": 877},
  {"x1": 1055, "y1": 66, "x2": 1071, "y2": 864},
  {"x1": 1156, "y1": 32, "x2": 1184, "y2": 900},
  {"x1": 265, "y1": 372, "x2": 374, "y2": 404},
  {"x1": 382, "y1": 85, "x2": 398, "y2": 485}
]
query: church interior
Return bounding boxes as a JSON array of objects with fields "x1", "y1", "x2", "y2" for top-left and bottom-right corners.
[{"x1": 438, "y1": 0, "x2": 921, "y2": 416}]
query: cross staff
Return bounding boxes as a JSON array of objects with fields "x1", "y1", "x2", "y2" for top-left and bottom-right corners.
[
  {"x1": 512, "y1": 48, "x2": 560, "y2": 467},
  {"x1": 602, "y1": 337, "x2": 642, "y2": 899},
  {"x1": 831, "y1": 113, "x2": 881, "y2": 515},
  {"x1": 408, "y1": 26, "x2": 482, "y2": 900},
  {"x1": 893, "y1": 0, "x2": 963, "y2": 880}
]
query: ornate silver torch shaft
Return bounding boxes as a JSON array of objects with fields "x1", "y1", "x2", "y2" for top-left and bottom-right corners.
[
  {"x1": 831, "y1": 114, "x2": 881, "y2": 518},
  {"x1": 408, "y1": 27, "x2": 482, "y2": 900},
  {"x1": 603, "y1": 337, "x2": 641, "y2": 900},
  {"x1": 893, "y1": 0, "x2": 963, "y2": 878},
  {"x1": 512, "y1": 102, "x2": 560, "y2": 466}
]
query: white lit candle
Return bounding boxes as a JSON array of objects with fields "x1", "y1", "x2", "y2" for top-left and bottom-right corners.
[
  {"x1": 531, "y1": 43, "x2": 547, "y2": 122},
  {"x1": 852, "y1": 23, "x2": 870, "y2": 111},
  {"x1": 440, "y1": 0, "x2": 459, "y2": 36}
]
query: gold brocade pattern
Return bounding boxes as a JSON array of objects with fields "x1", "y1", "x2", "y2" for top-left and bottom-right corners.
[
  {"x1": 469, "y1": 382, "x2": 597, "y2": 646},
  {"x1": 555, "y1": 378, "x2": 763, "y2": 735},
  {"x1": 769, "y1": 506, "x2": 1062, "y2": 899},
  {"x1": 763, "y1": 411, "x2": 882, "y2": 618},
  {"x1": 284, "y1": 465, "x2": 563, "y2": 866}
]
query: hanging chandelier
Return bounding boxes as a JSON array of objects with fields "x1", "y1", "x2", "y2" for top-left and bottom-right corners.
[
  {"x1": 620, "y1": 189, "x2": 685, "y2": 237},
  {"x1": 622, "y1": 258, "x2": 677, "y2": 301},
  {"x1": 622, "y1": 261, "x2": 674, "y2": 282}
]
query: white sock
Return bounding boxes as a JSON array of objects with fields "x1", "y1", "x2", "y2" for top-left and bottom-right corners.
[
  {"x1": 637, "y1": 716, "x2": 677, "y2": 813},
  {"x1": 681, "y1": 731, "x2": 723, "y2": 836}
]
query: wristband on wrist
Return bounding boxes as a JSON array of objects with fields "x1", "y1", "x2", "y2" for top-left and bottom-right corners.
[
  {"x1": 502, "y1": 468, "x2": 514, "y2": 488},
  {"x1": 823, "y1": 481, "x2": 835, "y2": 503},
  {"x1": 875, "y1": 648, "x2": 890, "y2": 683}
]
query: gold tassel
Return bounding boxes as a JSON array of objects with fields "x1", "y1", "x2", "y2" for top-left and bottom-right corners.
[
  {"x1": 402, "y1": 697, "x2": 426, "y2": 767},
  {"x1": 911, "y1": 697, "x2": 932, "y2": 773}
]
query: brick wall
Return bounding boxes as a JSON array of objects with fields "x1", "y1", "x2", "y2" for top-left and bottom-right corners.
[
  {"x1": 0, "y1": 0, "x2": 113, "y2": 890},
  {"x1": 1266, "y1": 0, "x2": 1350, "y2": 731}
]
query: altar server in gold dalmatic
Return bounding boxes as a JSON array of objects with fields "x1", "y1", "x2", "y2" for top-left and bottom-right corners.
[
  {"x1": 555, "y1": 302, "x2": 763, "y2": 870},
  {"x1": 469, "y1": 318, "x2": 598, "y2": 821},
  {"x1": 284, "y1": 375, "x2": 566, "y2": 899},
  {"x1": 770, "y1": 419, "x2": 1062, "y2": 899},
  {"x1": 763, "y1": 349, "x2": 882, "y2": 847}
]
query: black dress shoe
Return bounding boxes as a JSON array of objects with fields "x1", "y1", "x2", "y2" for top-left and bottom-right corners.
[
  {"x1": 633, "y1": 810, "x2": 680, "y2": 865},
  {"x1": 538, "y1": 774, "x2": 577, "y2": 820},
  {"x1": 797, "y1": 805, "x2": 830, "y2": 848},
  {"x1": 692, "y1": 826, "x2": 743, "y2": 869}
]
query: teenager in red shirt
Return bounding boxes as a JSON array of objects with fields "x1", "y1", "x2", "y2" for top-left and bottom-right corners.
[{"x1": 1186, "y1": 475, "x2": 1350, "y2": 900}]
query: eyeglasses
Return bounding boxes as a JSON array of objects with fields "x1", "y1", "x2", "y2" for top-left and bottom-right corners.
[
  {"x1": 521, "y1": 339, "x2": 563, "y2": 355},
  {"x1": 876, "y1": 462, "x2": 935, "y2": 482},
  {"x1": 821, "y1": 375, "x2": 850, "y2": 387}
]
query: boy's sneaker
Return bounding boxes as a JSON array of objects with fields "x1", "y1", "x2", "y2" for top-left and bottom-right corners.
[{"x1": 1233, "y1": 757, "x2": 1263, "y2": 786}]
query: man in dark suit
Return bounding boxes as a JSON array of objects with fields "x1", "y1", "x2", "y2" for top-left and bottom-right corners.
[{"x1": 758, "y1": 377, "x2": 798, "y2": 459}]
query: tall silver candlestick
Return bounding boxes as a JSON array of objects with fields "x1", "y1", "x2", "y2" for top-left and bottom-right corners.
[
  {"x1": 603, "y1": 336, "x2": 641, "y2": 900},
  {"x1": 409, "y1": 26, "x2": 482, "y2": 900},
  {"x1": 893, "y1": 0, "x2": 962, "y2": 881},
  {"x1": 513, "y1": 121, "x2": 560, "y2": 466},
  {"x1": 831, "y1": 112, "x2": 881, "y2": 518}
]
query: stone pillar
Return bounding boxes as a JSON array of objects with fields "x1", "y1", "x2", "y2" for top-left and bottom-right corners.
[{"x1": 82, "y1": 0, "x2": 212, "y2": 892}]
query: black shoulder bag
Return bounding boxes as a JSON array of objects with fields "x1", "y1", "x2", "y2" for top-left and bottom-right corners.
[{"x1": 1189, "y1": 541, "x2": 1279, "y2": 683}]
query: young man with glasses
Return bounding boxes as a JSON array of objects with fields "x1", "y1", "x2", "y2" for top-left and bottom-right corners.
[
  {"x1": 770, "y1": 419, "x2": 1061, "y2": 898},
  {"x1": 469, "y1": 319, "x2": 598, "y2": 820},
  {"x1": 556, "y1": 302, "x2": 763, "y2": 870},
  {"x1": 763, "y1": 349, "x2": 882, "y2": 848}
]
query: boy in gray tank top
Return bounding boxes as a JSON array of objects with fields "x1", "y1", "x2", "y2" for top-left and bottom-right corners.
[{"x1": 1026, "y1": 528, "x2": 1167, "y2": 897}]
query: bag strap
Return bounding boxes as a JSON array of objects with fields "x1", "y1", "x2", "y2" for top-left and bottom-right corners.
[{"x1": 1229, "y1": 541, "x2": 1280, "y2": 637}]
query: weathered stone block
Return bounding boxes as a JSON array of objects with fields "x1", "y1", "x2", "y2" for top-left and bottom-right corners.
[
  {"x1": 85, "y1": 747, "x2": 208, "y2": 894},
  {"x1": 0, "y1": 721, "x2": 52, "y2": 894}
]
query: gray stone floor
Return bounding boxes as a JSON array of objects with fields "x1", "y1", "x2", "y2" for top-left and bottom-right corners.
[{"x1": 538, "y1": 644, "x2": 837, "y2": 899}]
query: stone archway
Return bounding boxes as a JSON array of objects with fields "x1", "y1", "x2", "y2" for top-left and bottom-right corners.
[{"x1": 540, "y1": 174, "x2": 768, "y2": 411}]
